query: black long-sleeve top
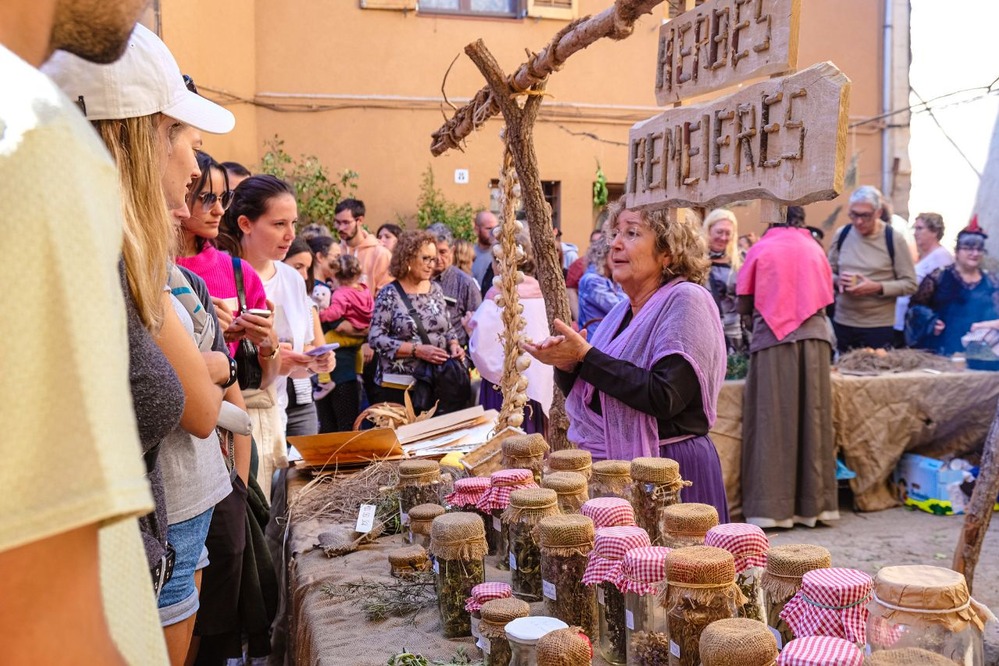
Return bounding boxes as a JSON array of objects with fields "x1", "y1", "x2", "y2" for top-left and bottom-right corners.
[{"x1": 554, "y1": 311, "x2": 708, "y2": 439}]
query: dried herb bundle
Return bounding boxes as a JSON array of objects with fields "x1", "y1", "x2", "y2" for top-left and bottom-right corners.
[
  {"x1": 630, "y1": 631, "x2": 672, "y2": 666},
  {"x1": 508, "y1": 521, "x2": 542, "y2": 601},
  {"x1": 599, "y1": 582, "x2": 627, "y2": 664},
  {"x1": 289, "y1": 461, "x2": 403, "y2": 535},
  {"x1": 321, "y1": 574, "x2": 436, "y2": 622},
  {"x1": 436, "y1": 558, "x2": 486, "y2": 638}
]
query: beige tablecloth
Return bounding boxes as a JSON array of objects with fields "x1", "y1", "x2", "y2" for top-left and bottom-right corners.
[{"x1": 711, "y1": 370, "x2": 999, "y2": 515}]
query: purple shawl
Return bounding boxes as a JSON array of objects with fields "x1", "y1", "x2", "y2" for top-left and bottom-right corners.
[{"x1": 566, "y1": 278, "x2": 726, "y2": 461}]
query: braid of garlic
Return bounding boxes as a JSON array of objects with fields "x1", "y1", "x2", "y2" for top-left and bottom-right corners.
[{"x1": 493, "y1": 146, "x2": 530, "y2": 432}]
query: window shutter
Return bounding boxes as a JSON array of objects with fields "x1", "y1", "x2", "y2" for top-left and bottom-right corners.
[
  {"x1": 526, "y1": 0, "x2": 577, "y2": 20},
  {"x1": 360, "y1": 0, "x2": 417, "y2": 10}
]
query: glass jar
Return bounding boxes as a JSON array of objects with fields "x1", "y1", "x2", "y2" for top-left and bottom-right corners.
[
  {"x1": 582, "y1": 526, "x2": 652, "y2": 665},
  {"x1": 477, "y1": 597, "x2": 530, "y2": 666},
  {"x1": 760, "y1": 543, "x2": 831, "y2": 650},
  {"x1": 387, "y1": 544, "x2": 431, "y2": 578},
  {"x1": 446, "y1": 476, "x2": 496, "y2": 555},
  {"x1": 536, "y1": 514, "x2": 597, "y2": 640},
  {"x1": 502, "y1": 433, "x2": 550, "y2": 485},
  {"x1": 780, "y1": 568, "x2": 873, "y2": 647},
  {"x1": 629, "y1": 457, "x2": 688, "y2": 546},
  {"x1": 704, "y1": 523, "x2": 769, "y2": 624},
  {"x1": 662, "y1": 546, "x2": 745, "y2": 666},
  {"x1": 545, "y1": 448, "x2": 592, "y2": 480},
  {"x1": 541, "y1": 471, "x2": 589, "y2": 514},
  {"x1": 581, "y1": 496, "x2": 636, "y2": 529},
  {"x1": 661, "y1": 503, "x2": 718, "y2": 549},
  {"x1": 618, "y1": 546, "x2": 671, "y2": 666},
  {"x1": 428, "y1": 512, "x2": 488, "y2": 638},
  {"x1": 866, "y1": 564, "x2": 987, "y2": 665},
  {"x1": 467, "y1": 582, "x2": 512, "y2": 645},
  {"x1": 397, "y1": 460, "x2": 441, "y2": 528},
  {"x1": 589, "y1": 460, "x2": 632, "y2": 500},
  {"x1": 506, "y1": 616, "x2": 569, "y2": 666},
  {"x1": 503, "y1": 488, "x2": 561, "y2": 601},
  {"x1": 476, "y1": 469, "x2": 538, "y2": 571},
  {"x1": 407, "y1": 503, "x2": 445, "y2": 548}
]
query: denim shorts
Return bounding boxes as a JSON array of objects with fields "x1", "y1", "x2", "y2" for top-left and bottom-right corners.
[{"x1": 158, "y1": 507, "x2": 214, "y2": 625}]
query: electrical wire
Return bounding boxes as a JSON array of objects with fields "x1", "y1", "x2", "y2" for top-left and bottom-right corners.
[{"x1": 910, "y1": 86, "x2": 982, "y2": 179}]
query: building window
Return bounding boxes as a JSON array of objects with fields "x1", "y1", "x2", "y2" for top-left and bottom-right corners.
[
  {"x1": 419, "y1": 0, "x2": 520, "y2": 18},
  {"x1": 526, "y1": 0, "x2": 577, "y2": 20},
  {"x1": 488, "y1": 179, "x2": 561, "y2": 232}
]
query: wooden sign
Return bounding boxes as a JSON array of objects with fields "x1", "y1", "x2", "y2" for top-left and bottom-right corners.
[
  {"x1": 656, "y1": 0, "x2": 800, "y2": 105},
  {"x1": 627, "y1": 61, "x2": 850, "y2": 210}
]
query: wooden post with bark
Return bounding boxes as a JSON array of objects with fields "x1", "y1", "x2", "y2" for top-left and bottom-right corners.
[
  {"x1": 430, "y1": 0, "x2": 665, "y2": 450},
  {"x1": 953, "y1": 398, "x2": 999, "y2": 592}
]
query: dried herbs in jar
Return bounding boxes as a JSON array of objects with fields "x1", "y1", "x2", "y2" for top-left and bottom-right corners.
[
  {"x1": 542, "y1": 471, "x2": 589, "y2": 514},
  {"x1": 704, "y1": 523, "x2": 770, "y2": 623},
  {"x1": 446, "y1": 476, "x2": 495, "y2": 554},
  {"x1": 659, "y1": 546, "x2": 745, "y2": 666},
  {"x1": 589, "y1": 460, "x2": 633, "y2": 500},
  {"x1": 759, "y1": 543, "x2": 831, "y2": 650},
  {"x1": 503, "y1": 488, "x2": 561, "y2": 601},
  {"x1": 397, "y1": 460, "x2": 441, "y2": 528},
  {"x1": 629, "y1": 457, "x2": 689, "y2": 547},
  {"x1": 618, "y1": 545, "x2": 671, "y2": 666},
  {"x1": 476, "y1": 469, "x2": 537, "y2": 572},
  {"x1": 428, "y1": 512, "x2": 488, "y2": 638},
  {"x1": 582, "y1": 525, "x2": 652, "y2": 665},
  {"x1": 477, "y1": 597, "x2": 530, "y2": 666},
  {"x1": 408, "y1": 503, "x2": 445, "y2": 549},
  {"x1": 501, "y1": 433, "x2": 550, "y2": 485},
  {"x1": 536, "y1": 514, "x2": 597, "y2": 640},
  {"x1": 465, "y1": 582, "x2": 512, "y2": 645}
]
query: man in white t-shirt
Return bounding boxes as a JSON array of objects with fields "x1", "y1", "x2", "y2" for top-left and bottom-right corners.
[{"x1": 0, "y1": 1, "x2": 166, "y2": 664}]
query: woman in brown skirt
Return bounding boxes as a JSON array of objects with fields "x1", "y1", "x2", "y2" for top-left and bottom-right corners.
[{"x1": 736, "y1": 207, "x2": 840, "y2": 528}]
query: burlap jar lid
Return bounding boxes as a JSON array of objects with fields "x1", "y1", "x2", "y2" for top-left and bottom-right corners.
[
  {"x1": 872, "y1": 564, "x2": 991, "y2": 632},
  {"x1": 864, "y1": 647, "x2": 958, "y2": 665},
  {"x1": 478, "y1": 597, "x2": 530, "y2": 639},
  {"x1": 547, "y1": 449, "x2": 592, "y2": 472},
  {"x1": 666, "y1": 545, "x2": 736, "y2": 586},
  {"x1": 503, "y1": 433, "x2": 550, "y2": 458},
  {"x1": 542, "y1": 471, "x2": 588, "y2": 495},
  {"x1": 428, "y1": 511, "x2": 487, "y2": 561},
  {"x1": 581, "y1": 496, "x2": 636, "y2": 528},
  {"x1": 592, "y1": 459, "x2": 631, "y2": 478},
  {"x1": 409, "y1": 503, "x2": 445, "y2": 534},
  {"x1": 630, "y1": 456, "x2": 685, "y2": 486},
  {"x1": 509, "y1": 487, "x2": 559, "y2": 510},
  {"x1": 762, "y1": 543, "x2": 831, "y2": 602},
  {"x1": 536, "y1": 514, "x2": 595, "y2": 551},
  {"x1": 397, "y1": 459, "x2": 440, "y2": 483},
  {"x1": 663, "y1": 503, "x2": 719, "y2": 536},
  {"x1": 700, "y1": 617, "x2": 778, "y2": 666},
  {"x1": 536, "y1": 627, "x2": 593, "y2": 666},
  {"x1": 387, "y1": 545, "x2": 430, "y2": 576}
]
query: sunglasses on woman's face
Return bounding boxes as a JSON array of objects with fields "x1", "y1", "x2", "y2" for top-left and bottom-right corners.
[{"x1": 196, "y1": 190, "x2": 234, "y2": 211}]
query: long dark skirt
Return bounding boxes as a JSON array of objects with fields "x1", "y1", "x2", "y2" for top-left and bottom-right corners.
[
  {"x1": 659, "y1": 434, "x2": 730, "y2": 523},
  {"x1": 479, "y1": 381, "x2": 546, "y2": 435},
  {"x1": 741, "y1": 338, "x2": 838, "y2": 527}
]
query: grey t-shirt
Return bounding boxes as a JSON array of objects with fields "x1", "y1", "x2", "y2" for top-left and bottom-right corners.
[{"x1": 158, "y1": 268, "x2": 232, "y2": 525}]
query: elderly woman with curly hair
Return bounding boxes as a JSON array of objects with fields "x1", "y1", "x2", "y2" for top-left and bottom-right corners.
[
  {"x1": 524, "y1": 199, "x2": 729, "y2": 520},
  {"x1": 368, "y1": 230, "x2": 465, "y2": 413}
]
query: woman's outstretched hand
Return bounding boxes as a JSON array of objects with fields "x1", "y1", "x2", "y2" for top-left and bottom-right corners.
[{"x1": 521, "y1": 319, "x2": 591, "y2": 372}]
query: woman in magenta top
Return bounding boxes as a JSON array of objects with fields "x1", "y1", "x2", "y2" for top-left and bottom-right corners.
[{"x1": 176, "y1": 152, "x2": 280, "y2": 380}]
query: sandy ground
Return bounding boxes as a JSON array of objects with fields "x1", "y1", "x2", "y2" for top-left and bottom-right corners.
[{"x1": 773, "y1": 503, "x2": 999, "y2": 609}]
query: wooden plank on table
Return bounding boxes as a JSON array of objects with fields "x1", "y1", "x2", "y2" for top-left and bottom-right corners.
[
  {"x1": 394, "y1": 405, "x2": 487, "y2": 445},
  {"x1": 288, "y1": 428, "x2": 403, "y2": 469},
  {"x1": 656, "y1": 0, "x2": 801, "y2": 105},
  {"x1": 627, "y1": 61, "x2": 850, "y2": 211}
]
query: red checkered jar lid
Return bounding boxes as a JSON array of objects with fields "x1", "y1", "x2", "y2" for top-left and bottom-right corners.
[
  {"x1": 465, "y1": 581, "x2": 512, "y2": 613},
  {"x1": 776, "y1": 635, "x2": 864, "y2": 666},
  {"x1": 446, "y1": 477, "x2": 491, "y2": 508},
  {"x1": 780, "y1": 567, "x2": 873, "y2": 645},
  {"x1": 580, "y1": 497, "x2": 636, "y2": 529},
  {"x1": 581, "y1": 526, "x2": 651, "y2": 587},
  {"x1": 475, "y1": 469, "x2": 538, "y2": 512},
  {"x1": 705, "y1": 523, "x2": 769, "y2": 573},
  {"x1": 616, "y1": 545, "x2": 671, "y2": 595}
]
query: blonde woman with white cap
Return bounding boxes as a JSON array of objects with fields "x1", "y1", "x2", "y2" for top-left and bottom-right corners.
[
  {"x1": 703, "y1": 208, "x2": 748, "y2": 352},
  {"x1": 45, "y1": 24, "x2": 242, "y2": 665}
]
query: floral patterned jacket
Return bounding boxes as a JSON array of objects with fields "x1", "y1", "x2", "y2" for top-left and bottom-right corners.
[{"x1": 368, "y1": 280, "x2": 457, "y2": 386}]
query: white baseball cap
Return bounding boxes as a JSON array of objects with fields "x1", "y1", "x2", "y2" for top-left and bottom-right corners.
[{"x1": 42, "y1": 24, "x2": 235, "y2": 134}]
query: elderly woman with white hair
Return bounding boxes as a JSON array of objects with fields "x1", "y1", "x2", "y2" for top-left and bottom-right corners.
[{"x1": 703, "y1": 208, "x2": 748, "y2": 352}]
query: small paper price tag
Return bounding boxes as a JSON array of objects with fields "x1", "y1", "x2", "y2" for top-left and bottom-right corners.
[
  {"x1": 508, "y1": 551, "x2": 518, "y2": 570},
  {"x1": 597, "y1": 586, "x2": 605, "y2": 605},
  {"x1": 433, "y1": 558, "x2": 440, "y2": 574},
  {"x1": 493, "y1": 516, "x2": 502, "y2": 532},
  {"x1": 543, "y1": 579, "x2": 557, "y2": 601},
  {"x1": 355, "y1": 504, "x2": 376, "y2": 533},
  {"x1": 670, "y1": 640, "x2": 681, "y2": 658},
  {"x1": 768, "y1": 625, "x2": 783, "y2": 650},
  {"x1": 399, "y1": 499, "x2": 410, "y2": 526},
  {"x1": 625, "y1": 609, "x2": 634, "y2": 630}
]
